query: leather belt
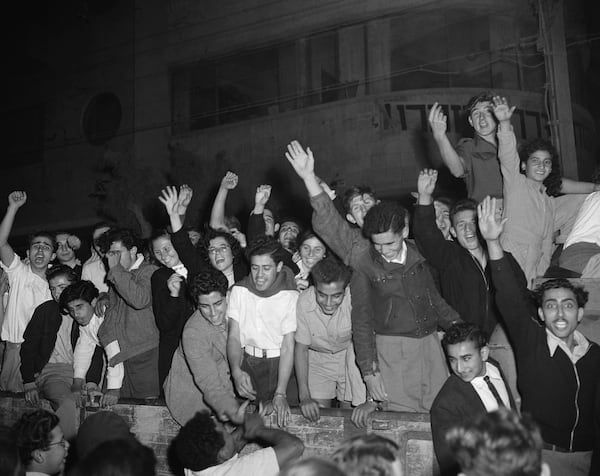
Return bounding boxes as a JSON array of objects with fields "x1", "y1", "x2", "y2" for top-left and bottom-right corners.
[{"x1": 542, "y1": 442, "x2": 572, "y2": 453}]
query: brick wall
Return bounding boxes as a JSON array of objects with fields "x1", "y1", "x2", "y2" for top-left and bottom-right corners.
[{"x1": 0, "y1": 394, "x2": 438, "y2": 476}]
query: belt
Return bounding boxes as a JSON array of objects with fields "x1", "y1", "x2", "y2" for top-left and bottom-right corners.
[
  {"x1": 245, "y1": 345, "x2": 280, "y2": 358},
  {"x1": 542, "y1": 442, "x2": 572, "y2": 453}
]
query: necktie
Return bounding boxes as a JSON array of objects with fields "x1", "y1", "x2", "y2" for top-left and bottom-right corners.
[{"x1": 484, "y1": 375, "x2": 505, "y2": 407}]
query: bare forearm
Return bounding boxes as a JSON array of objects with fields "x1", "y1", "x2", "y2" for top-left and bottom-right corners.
[
  {"x1": 561, "y1": 178, "x2": 599, "y2": 194},
  {"x1": 294, "y1": 344, "x2": 311, "y2": 400},
  {"x1": 302, "y1": 173, "x2": 323, "y2": 198},
  {"x1": 210, "y1": 188, "x2": 229, "y2": 230},
  {"x1": 434, "y1": 134, "x2": 465, "y2": 177},
  {"x1": 276, "y1": 334, "x2": 294, "y2": 394},
  {"x1": 486, "y1": 238, "x2": 504, "y2": 260}
]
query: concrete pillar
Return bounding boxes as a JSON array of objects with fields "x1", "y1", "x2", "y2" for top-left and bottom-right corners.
[
  {"x1": 338, "y1": 24, "x2": 366, "y2": 98},
  {"x1": 366, "y1": 18, "x2": 391, "y2": 94}
]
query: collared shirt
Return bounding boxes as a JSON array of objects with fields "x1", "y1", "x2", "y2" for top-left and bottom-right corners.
[
  {"x1": 470, "y1": 362, "x2": 511, "y2": 411},
  {"x1": 546, "y1": 329, "x2": 590, "y2": 364},
  {"x1": 129, "y1": 255, "x2": 144, "y2": 271},
  {"x1": 456, "y1": 134, "x2": 502, "y2": 202},
  {"x1": 82, "y1": 255, "x2": 108, "y2": 293},
  {"x1": 228, "y1": 287, "x2": 297, "y2": 349},
  {"x1": 48, "y1": 313, "x2": 74, "y2": 365},
  {"x1": 172, "y1": 263, "x2": 188, "y2": 280},
  {"x1": 381, "y1": 242, "x2": 407, "y2": 265},
  {"x1": 295, "y1": 286, "x2": 352, "y2": 354},
  {"x1": 0, "y1": 255, "x2": 52, "y2": 343}
]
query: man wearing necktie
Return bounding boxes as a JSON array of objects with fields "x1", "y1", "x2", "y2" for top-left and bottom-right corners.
[{"x1": 430, "y1": 322, "x2": 515, "y2": 476}]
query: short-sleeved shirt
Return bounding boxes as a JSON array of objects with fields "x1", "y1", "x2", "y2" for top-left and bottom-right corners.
[
  {"x1": 295, "y1": 286, "x2": 352, "y2": 354},
  {"x1": 456, "y1": 135, "x2": 502, "y2": 202},
  {"x1": 228, "y1": 286, "x2": 297, "y2": 349},
  {"x1": 185, "y1": 447, "x2": 279, "y2": 476},
  {"x1": 0, "y1": 255, "x2": 52, "y2": 343}
]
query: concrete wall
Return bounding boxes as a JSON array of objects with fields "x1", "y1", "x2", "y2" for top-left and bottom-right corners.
[{"x1": 0, "y1": 395, "x2": 438, "y2": 476}]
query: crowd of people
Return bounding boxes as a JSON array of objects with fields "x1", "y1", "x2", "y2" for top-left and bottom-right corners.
[{"x1": 0, "y1": 92, "x2": 599, "y2": 476}]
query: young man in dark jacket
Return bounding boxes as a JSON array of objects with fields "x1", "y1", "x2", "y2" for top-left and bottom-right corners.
[
  {"x1": 479, "y1": 196, "x2": 599, "y2": 476},
  {"x1": 21, "y1": 265, "x2": 103, "y2": 439}
]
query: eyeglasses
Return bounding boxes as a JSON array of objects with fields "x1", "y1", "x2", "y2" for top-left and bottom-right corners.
[
  {"x1": 208, "y1": 246, "x2": 230, "y2": 255},
  {"x1": 46, "y1": 437, "x2": 68, "y2": 449}
]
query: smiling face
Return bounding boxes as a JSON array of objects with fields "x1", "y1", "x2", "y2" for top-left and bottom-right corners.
[
  {"x1": 29, "y1": 236, "x2": 56, "y2": 272},
  {"x1": 538, "y1": 287, "x2": 584, "y2": 348},
  {"x1": 197, "y1": 291, "x2": 228, "y2": 326},
  {"x1": 446, "y1": 340, "x2": 488, "y2": 383},
  {"x1": 371, "y1": 229, "x2": 407, "y2": 261},
  {"x1": 208, "y1": 237, "x2": 233, "y2": 273},
  {"x1": 278, "y1": 221, "x2": 300, "y2": 251},
  {"x1": 299, "y1": 236, "x2": 326, "y2": 271},
  {"x1": 152, "y1": 235, "x2": 181, "y2": 269},
  {"x1": 522, "y1": 150, "x2": 552, "y2": 183},
  {"x1": 315, "y1": 280, "x2": 346, "y2": 316},
  {"x1": 346, "y1": 193, "x2": 377, "y2": 228},
  {"x1": 451, "y1": 210, "x2": 480, "y2": 251},
  {"x1": 66, "y1": 298, "x2": 96, "y2": 327},
  {"x1": 49, "y1": 275, "x2": 75, "y2": 303},
  {"x1": 468, "y1": 101, "x2": 496, "y2": 139},
  {"x1": 250, "y1": 254, "x2": 282, "y2": 291},
  {"x1": 55, "y1": 233, "x2": 76, "y2": 264}
]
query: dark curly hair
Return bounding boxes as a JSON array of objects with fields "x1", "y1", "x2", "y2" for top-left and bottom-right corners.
[
  {"x1": 200, "y1": 228, "x2": 245, "y2": 268},
  {"x1": 442, "y1": 322, "x2": 488, "y2": 351},
  {"x1": 46, "y1": 264, "x2": 79, "y2": 284},
  {"x1": 245, "y1": 235, "x2": 285, "y2": 264},
  {"x1": 342, "y1": 186, "x2": 377, "y2": 215},
  {"x1": 362, "y1": 201, "x2": 408, "y2": 238},
  {"x1": 77, "y1": 438, "x2": 156, "y2": 476},
  {"x1": 175, "y1": 412, "x2": 224, "y2": 471},
  {"x1": 311, "y1": 257, "x2": 352, "y2": 288},
  {"x1": 98, "y1": 228, "x2": 141, "y2": 254},
  {"x1": 465, "y1": 91, "x2": 495, "y2": 115},
  {"x1": 188, "y1": 268, "x2": 229, "y2": 307},
  {"x1": 60, "y1": 280, "x2": 99, "y2": 309},
  {"x1": 518, "y1": 138, "x2": 562, "y2": 197},
  {"x1": 13, "y1": 410, "x2": 60, "y2": 467},
  {"x1": 533, "y1": 278, "x2": 588, "y2": 308}
]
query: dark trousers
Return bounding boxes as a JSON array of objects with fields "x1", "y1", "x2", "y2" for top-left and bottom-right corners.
[
  {"x1": 241, "y1": 353, "x2": 298, "y2": 405},
  {"x1": 121, "y1": 347, "x2": 159, "y2": 399}
]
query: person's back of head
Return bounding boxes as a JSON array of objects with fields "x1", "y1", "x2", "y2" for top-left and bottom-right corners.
[
  {"x1": 332, "y1": 434, "x2": 403, "y2": 476},
  {"x1": 76, "y1": 438, "x2": 156, "y2": 476},
  {"x1": 175, "y1": 411, "x2": 224, "y2": 472},
  {"x1": 279, "y1": 456, "x2": 345, "y2": 476},
  {"x1": 76, "y1": 411, "x2": 135, "y2": 460},
  {"x1": 446, "y1": 407, "x2": 548, "y2": 476},
  {"x1": 0, "y1": 425, "x2": 24, "y2": 476}
]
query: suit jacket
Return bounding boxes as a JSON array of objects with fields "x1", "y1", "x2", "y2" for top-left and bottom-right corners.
[{"x1": 430, "y1": 361, "x2": 515, "y2": 476}]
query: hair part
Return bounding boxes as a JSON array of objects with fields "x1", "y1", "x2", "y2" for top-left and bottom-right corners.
[
  {"x1": 446, "y1": 408, "x2": 543, "y2": 476},
  {"x1": 533, "y1": 278, "x2": 588, "y2": 308},
  {"x1": 442, "y1": 323, "x2": 488, "y2": 350}
]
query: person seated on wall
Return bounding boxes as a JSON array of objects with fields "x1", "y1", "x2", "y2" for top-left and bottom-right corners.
[
  {"x1": 20, "y1": 266, "x2": 103, "y2": 440},
  {"x1": 13, "y1": 409, "x2": 70, "y2": 476},
  {"x1": 175, "y1": 408, "x2": 304, "y2": 476},
  {"x1": 294, "y1": 257, "x2": 366, "y2": 423},
  {"x1": 447, "y1": 408, "x2": 549, "y2": 476},
  {"x1": 164, "y1": 267, "x2": 245, "y2": 426}
]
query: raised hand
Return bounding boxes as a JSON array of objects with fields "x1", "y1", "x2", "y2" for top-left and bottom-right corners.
[
  {"x1": 428, "y1": 103, "x2": 448, "y2": 139},
  {"x1": 158, "y1": 186, "x2": 179, "y2": 216},
  {"x1": 106, "y1": 250, "x2": 121, "y2": 269},
  {"x1": 254, "y1": 185, "x2": 272, "y2": 208},
  {"x1": 230, "y1": 228, "x2": 247, "y2": 248},
  {"x1": 417, "y1": 169, "x2": 438, "y2": 197},
  {"x1": 477, "y1": 196, "x2": 506, "y2": 241},
  {"x1": 8, "y1": 191, "x2": 27, "y2": 209},
  {"x1": 176, "y1": 184, "x2": 193, "y2": 215},
  {"x1": 492, "y1": 96, "x2": 516, "y2": 122},
  {"x1": 220, "y1": 172, "x2": 239, "y2": 190},
  {"x1": 67, "y1": 235, "x2": 82, "y2": 251},
  {"x1": 286, "y1": 140, "x2": 315, "y2": 180}
]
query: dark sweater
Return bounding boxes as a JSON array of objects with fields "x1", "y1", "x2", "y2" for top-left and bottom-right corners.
[
  {"x1": 491, "y1": 255, "x2": 600, "y2": 463},
  {"x1": 20, "y1": 300, "x2": 103, "y2": 386},
  {"x1": 151, "y1": 266, "x2": 194, "y2": 389}
]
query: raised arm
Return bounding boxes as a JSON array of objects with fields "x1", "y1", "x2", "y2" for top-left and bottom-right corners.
[
  {"x1": 210, "y1": 171, "x2": 238, "y2": 231},
  {"x1": 247, "y1": 185, "x2": 271, "y2": 241},
  {"x1": 492, "y1": 96, "x2": 520, "y2": 180},
  {"x1": 560, "y1": 178, "x2": 600, "y2": 194},
  {"x1": 428, "y1": 103, "x2": 466, "y2": 178},
  {"x1": 0, "y1": 192, "x2": 27, "y2": 267}
]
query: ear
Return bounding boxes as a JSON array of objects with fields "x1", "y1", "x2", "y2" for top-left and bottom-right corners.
[
  {"x1": 50, "y1": 252, "x2": 56, "y2": 262},
  {"x1": 346, "y1": 213, "x2": 357, "y2": 225},
  {"x1": 468, "y1": 116, "x2": 473, "y2": 128},
  {"x1": 538, "y1": 307, "x2": 545, "y2": 322},
  {"x1": 450, "y1": 227, "x2": 457, "y2": 239},
  {"x1": 274, "y1": 223, "x2": 280, "y2": 233},
  {"x1": 520, "y1": 162, "x2": 526, "y2": 172},
  {"x1": 577, "y1": 307, "x2": 584, "y2": 323},
  {"x1": 480, "y1": 345, "x2": 490, "y2": 362},
  {"x1": 91, "y1": 298, "x2": 98, "y2": 308},
  {"x1": 32, "y1": 448, "x2": 45, "y2": 464},
  {"x1": 401, "y1": 226, "x2": 409, "y2": 239},
  {"x1": 130, "y1": 246, "x2": 138, "y2": 257},
  {"x1": 276, "y1": 261, "x2": 284, "y2": 273}
]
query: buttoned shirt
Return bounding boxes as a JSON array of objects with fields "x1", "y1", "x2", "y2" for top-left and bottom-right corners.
[
  {"x1": 48, "y1": 314, "x2": 74, "y2": 365},
  {"x1": 295, "y1": 286, "x2": 352, "y2": 354},
  {"x1": 0, "y1": 255, "x2": 52, "y2": 343},
  {"x1": 470, "y1": 362, "x2": 511, "y2": 411}
]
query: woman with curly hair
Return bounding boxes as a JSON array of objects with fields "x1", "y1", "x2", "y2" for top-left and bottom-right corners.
[{"x1": 200, "y1": 228, "x2": 248, "y2": 288}]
